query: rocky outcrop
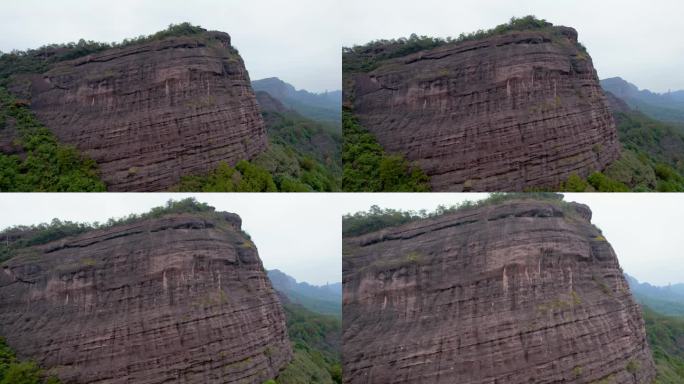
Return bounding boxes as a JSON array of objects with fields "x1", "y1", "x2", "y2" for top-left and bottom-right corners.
[
  {"x1": 604, "y1": 91, "x2": 632, "y2": 115},
  {"x1": 347, "y1": 27, "x2": 620, "y2": 191},
  {"x1": 343, "y1": 199, "x2": 656, "y2": 383},
  {"x1": 256, "y1": 90, "x2": 290, "y2": 114},
  {"x1": 10, "y1": 31, "x2": 267, "y2": 191},
  {"x1": 0, "y1": 212, "x2": 291, "y2": 383}
]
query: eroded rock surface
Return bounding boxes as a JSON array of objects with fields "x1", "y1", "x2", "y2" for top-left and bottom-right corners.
[
  {"x1": 343, "y1": 199, "x2": 655, "y2": 383},
  {"x1": 0, "y1": 212, "x2": 291, "y2": 383},
  {"x1": 347, "y1": 27, "x2": 620, "y2": 191},
  {"x1": 10, "y1": 31, "x2": 267, "y2": 191}
]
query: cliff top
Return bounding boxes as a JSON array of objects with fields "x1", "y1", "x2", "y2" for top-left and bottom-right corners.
[
  {"x1": 342, "y1": 193, "x2": 593, "y2": 238},
  {"x1": 342, "y1": 15, "x2": 585, "y2": 73},
  {"x1": 0, "y1": 22, "x2": 232, "y2": 84},
  {"x1": 0, "y1": 198, "x2": 243, "y2": 264}
]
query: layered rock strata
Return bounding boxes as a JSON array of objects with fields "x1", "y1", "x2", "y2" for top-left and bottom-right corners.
[
  {"x1": 10, "y1": 31, "x2": 267, "y2": 191},
  {"x1": 343, "y1": 199, "x2": 655, "y2": 383},
  {"x1": 347, "y1": 27, "x2": 620, "y2": 191},
  {"x1": 0, "y1": 212, "x2": 291, "y2": 383}
]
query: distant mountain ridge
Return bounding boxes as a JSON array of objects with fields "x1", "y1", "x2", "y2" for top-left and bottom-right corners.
[
  {"x1": 268, "y1": 269, "x2": 341, "y2": 318},
  {"x1": 601, "y1": 77, "x2": 684, "y2": 124},
  {"x1": 252, "y1": 77, "x2": 341, "y2": 125},
  {"x1": 625, "y1": 273, "x2": 684, "y2": 316}
]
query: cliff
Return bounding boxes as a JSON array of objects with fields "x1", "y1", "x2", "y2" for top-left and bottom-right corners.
[
  {"x1": 345, "y1": 26, "x2": 620, "y2": 191},
  {"x1": 0, "y1": 211, "x2": 291, "y2": 383},
  {"x1": 342, "y1": 198, "x2": 656, "y2": 383},
  {"x1": 9, "y1": 31, "x2": 267, "y2": 191}
]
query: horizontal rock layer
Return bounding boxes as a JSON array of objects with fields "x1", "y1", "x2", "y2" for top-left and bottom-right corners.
[
  {"x1": 343, "y1": 200, "x2": 655, "y2": 383},
  {"x1": 0, "y1": 212, "x2": 291, "y2": 383},
  {"x1": 348, "y1": 27, "x2": 620, "y2": 191},
  {"x1": 11, "y1": 31, "x2": 267, "y2": 191}
]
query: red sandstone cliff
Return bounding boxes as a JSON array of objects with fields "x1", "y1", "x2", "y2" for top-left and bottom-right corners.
[
  {"x1": 346, "y1": 26, "x2": 620, "y2": 191},
  {"x1": 10, "y1": 31, "x2": 267, "y2": 191},
  {"x1": 0, "y1": 212, "x2": 290, "y2": 383}
]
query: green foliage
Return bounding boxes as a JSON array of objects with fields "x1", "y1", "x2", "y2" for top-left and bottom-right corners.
[
  {"x1": 560, "y1": 173, "x2": 590, "y2": 192},
  {"x1": 586, "y1": 172, "x2": 630, "y2": 192},
  {"x1": 0, "y1": 337, "x2": 60, "y2": 384},
  {"x1": 342, "y1": 192, "x2": 564, "y2": 237},
  {"x1": 0, "y1": 23, "x2": 209, "y2": 84},
  {"x1": 0, "y1": 198, "x2": 214, "y2": 263},
  {"x1": 610, "y1": 111, "x2": 684, "y2": 191},
  {"x1": 175, "y1": 161, "x2": 277, "y2": 192},
  {"x1": 573, "y1": 366, "x2": 583, "y2": 378},
  {"x1": 273, "y1": 303, "x2": 341, "y2": 384},
  {"x1": 642, "y1": 307, "x2": 684, "y2": 383},
  {"x1": 175, "y1": 110, "x2": 341, "y2": 192},
  {"x1": 342, "y1": 109, "x2": 430, "y2": 191},
  {"x1": 0, "y1": 89, "x2": 106, "y2": 191},
  {"x1": 626, "y1": 360, "x2": 640, "y2": 374},
  {"x1": 343, "y1": 16, "x2": 582, "y2": 73},
  {"x1": 557, "y1": 109, "x2": 684, "y2": 192}
]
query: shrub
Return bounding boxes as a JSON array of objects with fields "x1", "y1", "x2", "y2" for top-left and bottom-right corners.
[
  {"x1": 586, "y1": 172, "x2": 630, "y2": 192},
  {"x1": 626, "y1": 360, "x2": 639, "y2": 374},
  {"x1": 561, "y1": 173, "x2": 589, "y2": 192}
]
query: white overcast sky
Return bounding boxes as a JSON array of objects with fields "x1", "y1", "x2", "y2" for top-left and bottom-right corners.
[
  {"x1": 1, "y1": 193, "x2": 682, "y2": 287},
  {"x1": 0, "y1": 194, "x2": 341, "y2": 286},
  {"x1": 0, "y1": 0, "x2": 341, "y2": 93},
  {"x1": 342, "y1": 0, "x2": 684, "y2": 93}
]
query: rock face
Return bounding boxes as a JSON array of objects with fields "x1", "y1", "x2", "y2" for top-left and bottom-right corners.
[
  {"x1": 343, "y1": 199, "x2": 656, "y2": 383},
  {"x1": 347, "y1": 27, "x2": 620, "y2": 191},
  {"x1": 256, "y1": 90, "x2": 290, "y2": 114},
  {"x1": 10, "y1": 31, "x2": 267, "y2": 191},
  {"x1": 0, "y1": 212, "x2": 291, "y2": 383},
  {"x1": 604, "y1": 90, "x2": 632, "y2": 115}
]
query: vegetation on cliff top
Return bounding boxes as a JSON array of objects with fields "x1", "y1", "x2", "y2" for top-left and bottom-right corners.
[
  {"x1": 342, "y1": 192, "x2": 565, "y2": 237},
  {"x1": 0, "y1": 23, "x2": 212, "y2": 85},
  {"x1": 0, "y1": 337, "x2": 60, "y2": 384},
  {"x1": 557, "y1": 110, "x2": 684, "y2": 192},
  {"x1": 342, "y1": 109, "x2": 429, "y2": 191},
  {"x1": 343, "y1": 16, "x2": 586, "y2": 73},
  {"x1": 0, "y1": 89, "x2": 106, "y2": 192},
  {"x1": 0, "y1": 198, "x2": 217, "y2": 264}
]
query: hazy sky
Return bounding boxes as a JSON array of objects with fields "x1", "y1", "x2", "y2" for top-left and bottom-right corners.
[
  {"x1": 0, "y1": 0, "x2": 341, "y2": 93},
  {"x1": 340, "y1": 193, "x2": 684, "y2": 287},
  {"x1": 0, "y1": 194, "x2": 341, "y2": 286},
  {"x1": 342, "y1": 0, "x2": 684, "y2": 93}
]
